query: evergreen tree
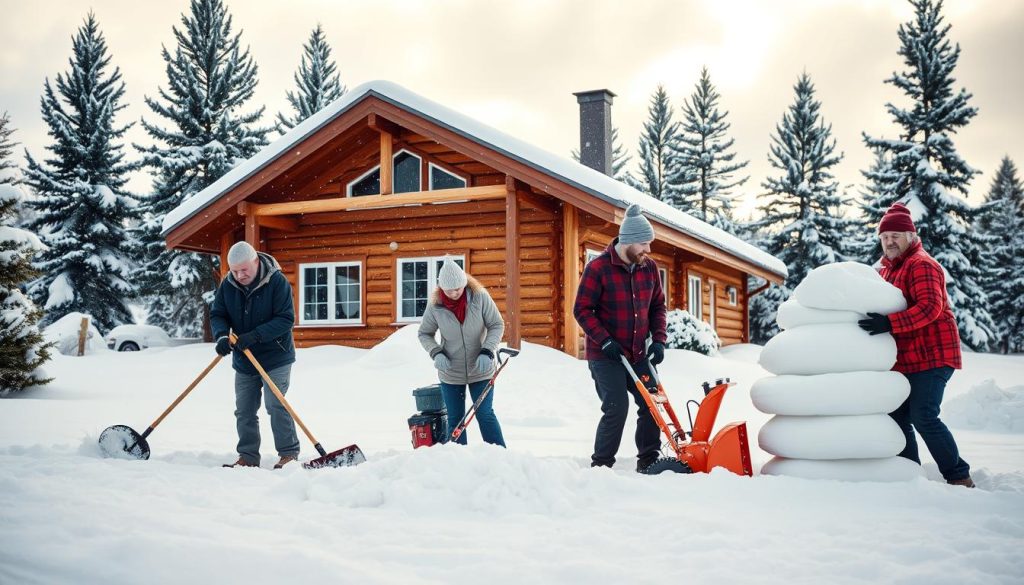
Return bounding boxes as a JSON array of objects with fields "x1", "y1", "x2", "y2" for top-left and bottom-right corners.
[
  {"x1": 135, "y1": 0, "x2": 269, "y2": 338},
  {"x1": 636, "y1": 85, "x2": 680, "y2": 201},
  {"x1": 862, "y1": 0, "x2": 995, "y2": 350},
  {"x1": 23, "y1": 13, "x2": 138, "y2": 332},
  {"x1": 749, "y1": 73, "x2": 855, "y2": 343},
  {"x1": 0, "y1": 116, "x2": 53, "y2": 395},
  {"x1": 276, "y1": 24, "x2": 346, "y2": 132},
  {"x1": 666, "y1": 67, "x2": 748, "y2": 232},
  {"x1": 975, "y1": 157, "x2": 1024, "y2": 353}
]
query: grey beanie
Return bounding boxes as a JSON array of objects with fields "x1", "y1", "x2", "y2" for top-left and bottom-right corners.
[
  {"x1": 618, "y1": 204, "x2": 655, "y2": 245},
  {"x1": 437, "y1": 256, "x2": 467, "y2": 290},
  {"x1": 227, "y1": 241, "x2": 258, "y2": 266}
]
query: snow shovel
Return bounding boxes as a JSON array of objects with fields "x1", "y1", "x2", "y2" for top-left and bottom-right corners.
[
  {"x1": 99, "y1": 353, "x2": 226, "y2": 460},
  {"x1": 232, "y1": 333, "x2": 365, "y2": 469},
  {"x1": 450, "y1": 348, "x2": 519, "y2": 442}
]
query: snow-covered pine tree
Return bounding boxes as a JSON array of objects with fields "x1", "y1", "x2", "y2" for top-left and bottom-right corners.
[
  {"x1": 1, "y1": 116, "x2": 53, "y2": 396},
  {"x1": 571, "y1": 126, "x2": 634, "y2": 185},
  {"x1": 975, "y1": 157, "x2": 1024, "y2": 353},
  {"x1": 862, "y1": 0, "x2": 995, "y2": 350},
  {"x1": 276, "y1": 24, "x2": 346, "y2": 133},
  {"x1": 749, "y1": 73, "x2": 856, "y2": 344},
  {"x1": 636, "y1": 85, "x2": 680, "y2": 201},
  {"x1": 665, "y1": 67, "x2": 748, "y2": 232},
  {"x1": 22, "y1": 13, "x2": 139, "y2": 332},
  {"x1": 135, "y1": 0, "x2": 269, "y2": 339}
]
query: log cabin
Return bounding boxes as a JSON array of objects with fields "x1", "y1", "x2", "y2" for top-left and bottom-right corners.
[{"x1": 161, "y1": 81, "x2": 786, "y2": 356}]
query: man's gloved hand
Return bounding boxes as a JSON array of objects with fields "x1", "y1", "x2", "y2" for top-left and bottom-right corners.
[
  {"x1": 215, "y1": 336, "x2": 231, "y2": 357},
  {"x1": 858, "y1": 312, "x2": 893, "y2": 336},
  {"x1": 476, "y1": 348, "x2": 494, "y2": 371},
  {"x1": 601, "y1": 338, "x2": 624, "y2": 361},
  {"x1": 433, "y1": 352, "x2": 451, "y2": 370},
  {"x1": 648, "y1": 342, "x2": 665, "y2": 366},
  {"x1": 234, "y1": 331, "x2": 260, "y2": 351}
]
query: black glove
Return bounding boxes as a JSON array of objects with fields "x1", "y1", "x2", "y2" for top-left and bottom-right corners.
[
  {"x1": 600, "y1": 338, "x2": 624, "y2": 361},
  {"x1": 858, "y1": 312, "x2": 892, "y2": 336},
  {"x1": 234, "y1": 331, "x2": 260, "y2": 351},
  {"x1": 215, "y1": 336, "x2": 231, "y2": 357},
  {"x1": 648, "y1": 342, "x2": 665, "y2": 366}
]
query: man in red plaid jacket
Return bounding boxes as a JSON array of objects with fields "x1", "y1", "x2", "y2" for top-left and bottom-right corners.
[
  {"x1": 574, "y1": 204, "x2": 667, "y2": 472},
  {"x1": 858, "y1": 202, "x2": 974, "y2": 488}
]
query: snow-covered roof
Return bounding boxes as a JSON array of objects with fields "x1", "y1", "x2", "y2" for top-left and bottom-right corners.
[{"x1": 162, "y1": 80, "x2": 787, "y2": 279}]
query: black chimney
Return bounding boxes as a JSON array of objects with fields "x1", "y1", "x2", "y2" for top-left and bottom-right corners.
[{"x1": 573, "y1": 89, "x2": 616, "y2": 176}]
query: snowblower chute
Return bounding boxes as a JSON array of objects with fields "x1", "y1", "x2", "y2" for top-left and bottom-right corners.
[{"x1": 620, "y1": 356, "x2": 752, "y2": 476}]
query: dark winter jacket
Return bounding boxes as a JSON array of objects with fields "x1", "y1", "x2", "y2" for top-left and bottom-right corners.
[
  {"x1": 573, "y1": 238, "x2": 667, "y2": 362},
  {"x1": 418, "y1": 279, "x2": 504, "y2": 384},
  {"x1": 211, "y1": 252, "x2": 296, "y2": 376},
  {"x1": 879, "y1": 239, "x2": 962, "y2": 373}
]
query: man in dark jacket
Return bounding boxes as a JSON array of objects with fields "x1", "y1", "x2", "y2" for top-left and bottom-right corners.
[
  {"x1": 574, "y1": 204, "x2": 668, "y2": 472},
  {"x1": 211, "y1": 241, "x2": 299, "y2": 469},
  {"x1": 858, "y1": 202, "x2": 974, "y2": 488}
]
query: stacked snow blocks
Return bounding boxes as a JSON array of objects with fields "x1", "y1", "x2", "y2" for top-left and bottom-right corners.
[{"x1": 754, "y1": 262, "x2": 923, "y2": 482}]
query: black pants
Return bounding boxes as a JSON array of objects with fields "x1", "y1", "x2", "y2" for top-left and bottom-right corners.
[{"x1": 589, "y1": 359, "x2": 661, "y2": 467}]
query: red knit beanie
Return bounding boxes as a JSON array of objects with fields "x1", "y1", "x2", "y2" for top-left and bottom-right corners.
[{"x1": 878, "y1": 202, "x2": 916, "y2": 233}]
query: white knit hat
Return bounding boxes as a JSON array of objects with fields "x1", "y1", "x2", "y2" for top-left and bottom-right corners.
[
  {"x1": 227, "y1": 241, "x2": 258, "y2": 266},
  {"x1": 619, "y1": 204, "x2": 655, "y2": 245},
  {"x1": 437, "y1": 256, "x2": 467, "y2": 290}
]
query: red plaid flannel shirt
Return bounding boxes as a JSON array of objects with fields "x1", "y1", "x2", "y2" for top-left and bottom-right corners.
[
  {"x1": 879, "y1": 240, "x2": 962, "y2": 373},
  {"x1": 573, "y1": 238, "x2": 667, "y2": 362}
]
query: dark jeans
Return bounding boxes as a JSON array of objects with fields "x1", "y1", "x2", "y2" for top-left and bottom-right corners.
[
  {"x1": 589, "y1": 359, "x2": 661, "y2": 467},
  {"x1": 234, "y1": 364, "x2": 299, "y2": 465},
  {"x1": 890, "y1": 366, "x2": 970, "y2": 481},
  {"x1": 441, "y1": 379, "x2": 506, "y2": 447}
]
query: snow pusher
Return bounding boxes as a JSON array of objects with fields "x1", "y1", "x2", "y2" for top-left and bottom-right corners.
[
  {"x1": 233, "y1": 334, "x2": 365, "y2": 469},
  {"x1": 99, "y1": 353, "x2": 225, "y2": 460},
  {"x1": 620, "y1": 356, "x2": 752, "y2": 476}
]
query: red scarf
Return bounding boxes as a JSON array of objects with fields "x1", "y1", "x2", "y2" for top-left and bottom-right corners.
[{"x1": 441, "y1": 290, "x2": 467, "y2": 323}]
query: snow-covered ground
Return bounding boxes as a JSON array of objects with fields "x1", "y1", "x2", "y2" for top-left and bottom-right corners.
[{"x1": 1, "y1": 326, "x2": 1021, "y2": 584}]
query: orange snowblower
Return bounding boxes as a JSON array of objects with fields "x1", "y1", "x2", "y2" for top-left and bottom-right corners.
[{"x1": 620, "y1": 356, "x2": 752, "y2": 476}]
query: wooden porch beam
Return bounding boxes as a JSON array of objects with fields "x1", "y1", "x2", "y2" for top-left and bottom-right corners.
[
  {"x1": 219, "y1": 231, "x2": 233, "y2": 278},
  {"x1": 505, "y1": 176, "x2": 521, "y2": 349},
  {"x1": 562, "y1": 204, "x2": 581, "y2": 358},
  {"x1": 379, "y1": 131, "x2": 393, "y2": 195},
  {"x1": 367, "y1": 112, "x2": 401, "y2": 136},
  {"x1": 257, "y1": 215, "x2": 299, "y2": 232},
  {"x1": 239, "y1": 202, "x2": 260, "y2": 251},
  {"x1": 246, "y1": 185, "x2": 507, "y2": 216}
]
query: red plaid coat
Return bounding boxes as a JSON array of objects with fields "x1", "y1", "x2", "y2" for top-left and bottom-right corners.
[
  {"x1": 573, "y1": 238, "x2": 667, "y2": 362},
  {"x1": 879, "y1": 240, "x2": 962, "y2": 373}
]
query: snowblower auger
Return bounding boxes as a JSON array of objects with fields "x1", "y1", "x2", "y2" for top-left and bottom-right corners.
[
  {"x1": 232, "y1": 334, "x2": 365, "y2": 469},
  {"x1": 99, "y1": 353, "x2": 225, "y2": 460},
  {"x1": 620, "y1": 356, "x2": 752, "y2": 476}
]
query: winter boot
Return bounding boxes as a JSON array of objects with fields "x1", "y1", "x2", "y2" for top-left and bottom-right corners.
[
  {"x1": 636, "y1": 453, "x2": 660, "y2": 473},
  {"x1": 273, "y1": 455, "x2": 297, "y2": 469},
  {"x1": 223, "y1": 457, "x2": 258, "y2": 468},
  {"x1": 947, "y1": 476, "x2": 976, "y2": 488}
]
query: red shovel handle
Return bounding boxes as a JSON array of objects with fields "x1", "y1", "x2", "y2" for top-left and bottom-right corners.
[{"x1": 450, "y1": 348, "x2": 518, "y2": 441}]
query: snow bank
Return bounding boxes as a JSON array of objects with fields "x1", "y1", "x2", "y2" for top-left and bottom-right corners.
[
  {"x1": 42, "y1": 312, "x2": 107, "y2": 356},
  {"x1": 943, "y1": 379, "x2": 1024, "y2": 433},
  {"x1": 759, "y1": 323, "x2": 897, "y2": 375},
  {"x1": 776, "y1": 298, "x2": 862, "y2": 330},
  {"x1": 761, "y1": 456, "x2": 923, "y2": 482},
  {"x1": 758, "y1": 414, "x2": 907, "y2": 459},
  {"x1": 792, "y1": 261, "x2": 906, "y2": 314},
  {"x1": 751, "y1": 372, "x2": 910, "y2": 416}
]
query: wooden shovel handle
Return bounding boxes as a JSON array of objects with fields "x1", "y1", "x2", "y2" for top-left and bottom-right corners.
[
  {"x1": 230, "y1": 333, "x2": 321, "y2": 447},
  {"x1": 146, "y1": 353, "x2": 224, "y2": 435}
]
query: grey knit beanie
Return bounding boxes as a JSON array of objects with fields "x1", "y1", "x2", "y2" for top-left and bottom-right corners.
[
  {"x1": 227, "y1": 241, "x2": 258, "y2": 266},
  {"x1": 437, "y1": 256, "x2": 467, "y2": 290},
  {"x1": 618, "y1": 204, "x2": 655, "y2": 244}
]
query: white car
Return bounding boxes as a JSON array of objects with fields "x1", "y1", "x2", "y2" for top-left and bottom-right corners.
[{"x1": 105, "y1": 324, "x2": 202, "y2": 352}]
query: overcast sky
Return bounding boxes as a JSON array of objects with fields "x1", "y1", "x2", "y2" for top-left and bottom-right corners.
[{"x1": 2, "y1": 0, "x2": 1021, "y2": 216}]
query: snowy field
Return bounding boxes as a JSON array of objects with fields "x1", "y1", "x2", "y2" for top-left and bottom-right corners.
[{"x1": 0, "y1": 326, "x2": 1022, "y2": 584}]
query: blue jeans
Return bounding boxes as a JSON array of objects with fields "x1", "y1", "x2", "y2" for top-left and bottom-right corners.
[
  {"x1": 890, "y1": 366, "x2": 970, "y2": 481},
  {"x1": 441, "y1": 380, "x2": 506, "y2": 447},
  {"x1": 234, "y1": 364, "x2": 300, "y2": 465}
]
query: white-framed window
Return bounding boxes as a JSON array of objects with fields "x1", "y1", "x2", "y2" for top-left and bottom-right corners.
[
  {"x1": 658, "y1": 267, "x2": 668, "y2": 298},
  {"x1": 396, "y1": 255, "x2": 466, "y2": 322},
  {"x1": 585, "y1": 249, "x2": 602, "y2": 264},
  {"x1": 727, "y1": 286, "x2": 738, "y2": 306},
  {"x1": 688, "y1": 275, "x2": 703, "y2": 320},
  {"x1": 298, "y1": 261, "x2": 363, "y2": 325},
  {"x1": 709, "y1": 282, "x2": 717, "y2": 327},
  {"x1": 347, "y1": 149, "x2": 423, "y2": 196},
  {"x1": 429, "y1": 163, "x2": 467, "y2": 190}
]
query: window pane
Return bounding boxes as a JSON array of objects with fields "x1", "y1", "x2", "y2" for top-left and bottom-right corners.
[
  {"x1": 304, "y1": 267, "x2": 329, "y2": 322},
  {"x1": 351, "y1": 169, "x2": 381, "y2": 197},
  {"x1": 400, "y1": 260, "x2": 430, "y2": 318},
  {"x1": 334, "y1": 265, "x2": 360, "y2": 321},
  {"x1": 430, "y1": 166, "x2": 466, "y2": 190},
  {"x1": 393, "y1": 152, "x2": 420, "y2": 193}
]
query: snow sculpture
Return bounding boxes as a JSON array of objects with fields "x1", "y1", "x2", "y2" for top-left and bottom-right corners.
[{"x1": 755, "y1": 262, "x2": 923, "y2": 482}]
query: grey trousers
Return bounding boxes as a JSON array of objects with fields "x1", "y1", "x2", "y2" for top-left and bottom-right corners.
[{"x1": 234, "y1": 364, "x2": 299, "y2": 464}]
